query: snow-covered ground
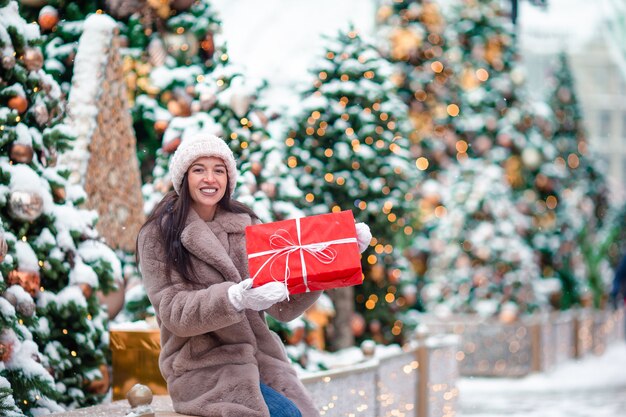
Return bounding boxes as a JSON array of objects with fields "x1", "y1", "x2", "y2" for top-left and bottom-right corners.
[{"x1": 458, "y1": 340, "x2": 626, "y2": 416}]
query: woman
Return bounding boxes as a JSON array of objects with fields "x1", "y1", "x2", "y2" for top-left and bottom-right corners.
[{"x1": 136, "y1": 134, "x2": 371, "y2": 417}]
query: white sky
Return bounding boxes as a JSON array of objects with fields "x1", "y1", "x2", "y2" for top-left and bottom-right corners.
[{"x1": 212, "y1": 0, "x2": 610, "y2": 85}]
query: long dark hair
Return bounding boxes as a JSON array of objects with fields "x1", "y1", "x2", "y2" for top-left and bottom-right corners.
[{"x1": 136, "y1": 173, "x2": 258, "y2": 281}]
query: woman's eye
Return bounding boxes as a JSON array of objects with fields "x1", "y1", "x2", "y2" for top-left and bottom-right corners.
[{"x1": 216, "y1": 169, "x2": 226, "y2": 174}]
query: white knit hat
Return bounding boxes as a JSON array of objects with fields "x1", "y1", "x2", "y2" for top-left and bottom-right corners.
[{"x1": 169, "y1": 134, "x2": 238, "y2": 195}]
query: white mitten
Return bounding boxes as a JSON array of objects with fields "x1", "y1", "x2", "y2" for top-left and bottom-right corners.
[
  {"x1": 228, "y1": 278, "x2": 289, "y2": 311},
  {"x1": 355, "y1": 222, "x2": 372, "y2": 253}
]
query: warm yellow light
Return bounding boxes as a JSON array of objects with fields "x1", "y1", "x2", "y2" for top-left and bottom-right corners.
[
  {"x1": 319, "y1": 71, "x2": 328, "y2": 80},
  {"x1": 324, "y1": 173, "x2": 334, "y2": 182},
  {"x1": 456, "y1": 140, "x2": 468, "y2": 153},
  {"x1": 364, "y1": 70, "x2": 374, "y2": 79},
  {"x1": 305, "y1": 193, "x2": 315, "y2": 202},
  {"x1": 346, "y1": 128, "x2": 355, "y2": 136},
  {"x1": 404, "y1": 226, "x2": 413, "y2": 235},
  {"x1": 372, "y1": 102, "x2": 381, "y2": 111},
  {"x1": 388, "y1": 213, "x2": 397, "y2": 222},
  {"x1": 340, "y1": 74, "x2": 349, "y2": 81},
  {"x1": 476, "y1": 68, "x2": 489, "y2": 81},
  {"x1": 447, "y1": 104, "x2": 460, "y2": 117},
  {"x1": 431, "y1": 61, "x2": 444, "y2": 73},
  {"x1": 337, "y1": 177, "x2": 345, "y2": 185},
  {"x1": 414, "y1": 90, "x2": 427, "y2": 101},
  {"x1": 416, "y1": 157, "x2": 429, "y2": 170},
  {"x1": 324, "y1": 149, "x2": 333, "y2": 157},
  {"x1": 386, "y1": 293, "x2": 396, "y2": 303},
  {"x1": 285, "y1": 137, "x2": 295, "y2": 147},
  {"x1": 546, "y1": 195, "x2": 558, "y2": 209},
  {"x1": 380, "y1": 113, "x2": 389, "y2": 121},
  {"x1": 568, "y1": 153, "x2": 580, "y2": 169},
  {"x1": 367, "y1": 254, "x2": 377, "y2": 265},
  {"x1": 306, "y1": 127, "x2": 315, "y2": 135},
  {"x1": 332, "y1": 205, "x2": 341, "y2": 213},
  {"x1": 358, "y1": 201, "x2": 367, "y2": 210},
  {"x1": 287, "y1": 156, "x2": 297, "y2": 168},
  {"x1": 434, "y1": 205, "x2": 447, "y2": 218}
]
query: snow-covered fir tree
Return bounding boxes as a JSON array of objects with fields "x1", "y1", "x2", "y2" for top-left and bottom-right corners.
[
  {"x1": 17, "y1": 0, "x2": 225, "y2": 176},
  {"x1": 0, "y1": 2, "x2": 120, "y2": 414},
  {"x1": 420, "y1": 159, "x2": 540, "y2": 318},
  {"x1": 378, "y1": 0, "x2": 460, "y2": 174},
  {"x1": 546, "y1": 52, "x2": 613, "y2": 307},
  {"x1": 284, "y1": 28, "x2": 420, "y2": 346}
]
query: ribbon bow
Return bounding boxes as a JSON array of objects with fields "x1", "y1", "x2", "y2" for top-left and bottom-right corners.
[{"x1": 248, "y1": 217, "x2": 357, "y2": 292}]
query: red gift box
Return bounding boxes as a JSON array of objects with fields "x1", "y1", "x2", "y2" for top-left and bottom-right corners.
[{"x1": 246, "y1": 210, "x2": 363, "y2": 294}]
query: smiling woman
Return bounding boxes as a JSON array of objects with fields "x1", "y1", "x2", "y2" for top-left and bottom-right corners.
[
  {"x1": 187, "y1": 157, "x2": 228, "y2": 221},
  {"x1": 134, "y1": 133, "x2": 328, "y2": 416}
]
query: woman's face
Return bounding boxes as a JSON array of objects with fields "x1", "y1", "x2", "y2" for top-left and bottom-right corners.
[{"x1": 187, "y1": 156, "x2": 228, "y2": 221}]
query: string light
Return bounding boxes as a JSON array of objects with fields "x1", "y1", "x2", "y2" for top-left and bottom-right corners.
[{"x1": 447, "y1": 104, "x2": 460, "y2": 117}]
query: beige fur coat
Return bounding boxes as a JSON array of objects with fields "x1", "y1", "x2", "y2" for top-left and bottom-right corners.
[{"x1": 137, "y1": 207, "x2": 321, "y2": 417}]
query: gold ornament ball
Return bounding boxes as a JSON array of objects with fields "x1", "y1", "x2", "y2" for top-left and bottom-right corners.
[
  {"x1": 10, "y1": 143, "x2": 34, "y2": 164},
  {"x1": 8, "y1": 190, "x2": 44, "y2": 222},
  {"x1": 38, "y1": 7, "x2": 60, "y2": 31},
  {"x1": 7, "y1": 270, "x2": 41, "y2": 297},
  {"x1": 0, "y1": 342, "x2": 12, "y2": 363},
  {"x1": 250, "y1": 161, "x2": 263, "y2": 176},
  {"x1": 127, "y1": 383, "x2": 153, "y2": 408},
  {"x1": 154, "y1": 119, "x2": 169, "y2": 134},
  {"x1": 78, "y1": 283, "x2": 93, "y2": 299},
  {"x1": 16, "y1": 299, "x2": 36, "y2": 317},
  {"x1": 201, "y1": 33, "x2": 216, "y2": 58},
  {"x1": 8, "y1": 96, "x2": 28, "y2": 114},
  {"x1": 52, "y1": 186, "x2": 66, "y2": 202},
  {"x1": 167, "y1": 98, "x2": 191, "y2": 117},
  {"x1": 162, "y1": 137, "x2": 181, "y2": 154},
  {"x1": 23, "y1": 47, "x2": 44, "y2": 71},
  {"x1": 2, "y1": 54, "x2": 16, "y2": 69}
]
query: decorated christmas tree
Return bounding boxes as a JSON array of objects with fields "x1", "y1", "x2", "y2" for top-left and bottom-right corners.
[
  {"x1": 547, "y1": 52, "x2": 613, "y2": 308},
  {"x1": 377, "y1": 0, "x2": 459, "y2": 174},
  {"x1": 419, "y1": 159, "x2": 541, "y2": 319},
  {"x1": 284, "y1": 28, "x2": 420, "y2": 347},
  {"x1": 0, "y1": 2, "x2": 120, "y2": 414},
  {"x1": 18, "y1": 0, "x2": 225, "y2": 177},
  {"x1": 379, "y1": 0, "x2": 577, "y2": 316}
]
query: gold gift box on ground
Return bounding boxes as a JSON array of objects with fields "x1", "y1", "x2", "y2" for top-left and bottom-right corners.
[{"x1": 110, "y1": 327, "x2": 167, "y2": 400}]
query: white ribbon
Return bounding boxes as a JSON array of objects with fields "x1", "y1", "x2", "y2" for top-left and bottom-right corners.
[{"x1": 248, "y1": 217, "x2": 357, "y2": 292}]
